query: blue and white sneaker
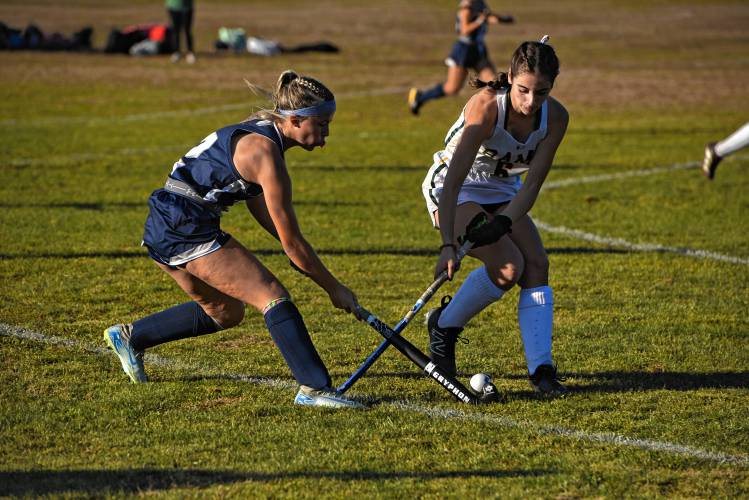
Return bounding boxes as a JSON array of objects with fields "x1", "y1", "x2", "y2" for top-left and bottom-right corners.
[
  {"x1": 104, "y1": 324, "x2": 147, "y2": 383},
  {"x1": 294, "y1": 386, "x2": 365, "y2": 409}
]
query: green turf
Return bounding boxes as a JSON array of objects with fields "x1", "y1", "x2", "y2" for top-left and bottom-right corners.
[{"x1": 1, "y1": 0, "x2": 748, "y2": 497}]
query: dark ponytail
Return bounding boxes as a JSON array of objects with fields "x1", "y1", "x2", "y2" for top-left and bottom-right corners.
[{"x1": 470, "y1": 72, "x2": 510, "y2": 90}]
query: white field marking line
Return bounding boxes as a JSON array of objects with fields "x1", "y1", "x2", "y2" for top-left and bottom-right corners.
[
  {"x1": 0, "y1": 86, "x2": 411, "y2": 128},
  {"x1": 3, "y1": 322, "x2": 747, "y2": 466},
  {"x1": 542, "y1": 154, "x2": 749, "y2": 191},
  {"x1": 536, "y1": 154, "x2": 749, "y2": 266},
  {"x1": 533, "y1": 219, "x2": 749, "y2": 266},
  {"x1": 542, "y1": 160, "x2": 699, "y2": 190}
]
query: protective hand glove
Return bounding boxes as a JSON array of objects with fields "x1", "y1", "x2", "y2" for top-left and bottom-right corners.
[{"x1": 459, "y1": 213, "x2": 512, "y2": 248}]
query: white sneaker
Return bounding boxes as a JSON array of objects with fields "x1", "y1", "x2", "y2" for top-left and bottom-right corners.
[
  {"x1": 104, "y1": 324, "x2": 147, "y2": 383},
  {"x1": 185, "y1": 52, "x2": 196, "y2": 64},
  {"x1": 170, "y1": 52, "x2": 181, "y2": 63},
  {"x1": 294, "y1": 386, "x2": 365, "y2": 409}
]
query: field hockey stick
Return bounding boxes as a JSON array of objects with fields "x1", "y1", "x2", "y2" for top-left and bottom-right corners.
[
  {"x1": 354, "y1": 304, "x2": 479, "y2": 404},
  {"x1": 337, "y1": 212, "x2": 490, "y2": 394},
  {"x1": 337, "y1": 238, "x2": 474, "y2": 394}
]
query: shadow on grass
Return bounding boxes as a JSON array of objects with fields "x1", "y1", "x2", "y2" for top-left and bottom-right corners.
[
  {"x1": 0, "y1": 246, "x2": 628, "y2": 260},
  {"x1": 0, "y1": 468, "x2": 552, "y2": 495},
  {"x1": 0, "y1": 200, "x2": 359, "y2": 210},
  {"x1": 0, "y1": 201, "x2": 143, "y2": 210},
  {"x1": 501, "y1": 371, "x2": 749, "y2": 392}
]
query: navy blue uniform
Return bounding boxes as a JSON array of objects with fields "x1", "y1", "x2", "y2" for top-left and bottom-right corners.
[
  {"x1": 143, "y1": 119, "x2": 283, "y2": 266},
  {"x1": 446, "y1": 1, "x2": 490, "y2": 70}
]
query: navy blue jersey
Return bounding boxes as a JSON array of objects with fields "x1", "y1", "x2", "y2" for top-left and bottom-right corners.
[
  {"x1": 455, "y1": 0, "x2": 488, "y2": 44},
  {"x1": 142, "y1": 119, "x2": 284, "y2": 266},
  {"x1": 169, "y1": 119, "x2": 283, "y2": 210}
]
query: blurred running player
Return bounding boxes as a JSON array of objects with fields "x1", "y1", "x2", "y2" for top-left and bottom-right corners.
[
  {"x1": 702, "y1": 122, "x2": 749, "y2": 180},
  {"x1": 104, "y1": 70, "x2": 364, "y2": 409},
  {"x1": 421, "y1": 37, "x2": 569, "y2": 396},
  {"x1": 408, "y1": 0, "x2": 513, "y2": 115}
]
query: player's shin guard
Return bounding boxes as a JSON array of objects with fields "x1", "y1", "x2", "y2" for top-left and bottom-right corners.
[
  {"x1": 130, "y1": 301, "x2": 223, "y2": 350},
  {"x1": 439, "y1": 266, "x2": 505, "y2": 328},
  {"x1": 518, "y1": 286, "x2": 554, "y2": 374},
  {"x1": 264, "y1": 300, "x2": 331, "y2": 390}
]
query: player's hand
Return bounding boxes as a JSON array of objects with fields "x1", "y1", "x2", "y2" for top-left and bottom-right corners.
[
  {"x1": 329, "y1": 283, "x2": 360, "y2": 317},
  {"x1": 435, "y1": 245, "x2": 460, "y2": 280}
]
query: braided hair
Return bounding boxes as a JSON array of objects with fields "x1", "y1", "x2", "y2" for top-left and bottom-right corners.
[
  {"x1": 471, "y1": 36, "x2": 560, "y2": 90},
  {"x1": 244, "y1": 70, "x2": 334, "y2": 121},
  {"x1": 274, "y1": 70, "x2": 334, "y2": 112}
]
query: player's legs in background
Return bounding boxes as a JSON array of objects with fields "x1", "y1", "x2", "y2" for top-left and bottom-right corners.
[
  {"x1": 168, "y1": 9, "x2": 183, "y2": 62},
  {"x1": 704, "y1": 122, "x2": 749, "y2": 179},
  {"x1": 409, "y1": 66, "x2": 468, "y2": 115},
  {"x1": 714, "y1": 122, "x2": 749, "y2": 158},
  {"x1": 182, "y1": 8, "x2": 195, "y2": 63},
  {"x1": 476, "y1": 61, "x2": 498, "y2": 83}
]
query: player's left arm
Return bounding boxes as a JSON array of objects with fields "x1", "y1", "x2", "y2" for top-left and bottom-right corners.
[{"x1": 500, "y1": 98, "x2": 569, "y2": 222}]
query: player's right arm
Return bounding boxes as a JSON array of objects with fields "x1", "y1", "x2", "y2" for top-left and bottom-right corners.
[
  {"x1": 234, "y1": 134, "x2": 358, "y2": 315},
  {"x1": 436, "y1": 89, "x2": 497, "y2": 279}
]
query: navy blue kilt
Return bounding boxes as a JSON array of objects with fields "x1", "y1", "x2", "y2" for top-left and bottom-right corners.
[
  {"x1": 142, "y1": 189, "x2": 231, "y2": 266},
  {"x1": 446, "y1": 40, "x2": 489, "y2": 70}
]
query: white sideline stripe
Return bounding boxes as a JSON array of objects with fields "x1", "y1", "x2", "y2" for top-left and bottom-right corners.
[
  {"x1": 542, "y1": 154, "x2": 749, "y2": 190},
  {"x1": 533, "y1": 219, "x2": 749, "y2": 266},
  {"x1": 3, "y1": 322, "x2": 747, "y2": 466},
  {"x1": 0, "y1": 86, "x2": 410, "y2": 128},
  {"x1": 542, "y1": 161, "x2": 699, "y2": 190}
]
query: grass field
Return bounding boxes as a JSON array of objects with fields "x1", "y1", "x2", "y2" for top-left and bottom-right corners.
[{"x1": 1, "y1": 0, "x2": 748, "y2": 497}]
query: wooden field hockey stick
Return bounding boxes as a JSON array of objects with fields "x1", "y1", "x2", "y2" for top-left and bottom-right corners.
[
  {"x1": 337, "y1": 213, "x2": 490, "y2": 394},
  {"x1": 353, "y1": 304, "x2": 479, "y2": 404}
]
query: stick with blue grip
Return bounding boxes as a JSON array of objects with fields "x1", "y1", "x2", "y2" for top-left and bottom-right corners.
[
  {"x1": 353, "y1": 305, "x2": 479, "y2": 404},
  {"x1": 337, "y1": 212, "x2": 494, "y2": 394}
]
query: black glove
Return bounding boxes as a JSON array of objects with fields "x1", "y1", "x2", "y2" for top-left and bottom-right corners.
[{"x1": 459, "y1": 214, "x2": 512, "y2": 248}]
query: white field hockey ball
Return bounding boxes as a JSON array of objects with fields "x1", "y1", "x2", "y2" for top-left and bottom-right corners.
[{"x1": 470, "y1": 373, "x2": 492, "y2": 393}]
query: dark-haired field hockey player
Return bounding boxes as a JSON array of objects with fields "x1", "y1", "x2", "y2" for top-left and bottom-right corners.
[
  {"x1": 105, "y1": 70, "x2": 364, "y2": 409},
  {"x1": 421, "y1": 37, "x2": 570, "y2": 396}
]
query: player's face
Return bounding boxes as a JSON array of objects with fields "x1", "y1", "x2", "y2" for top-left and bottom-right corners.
[
  {"x1": 508, "y1": 71, "x2": 552, "y2": 116},
  {"x1": 296, "y1": 113, "x2": 333, "y2": 150}
]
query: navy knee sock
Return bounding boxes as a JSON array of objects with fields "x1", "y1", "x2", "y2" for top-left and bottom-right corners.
[
  {"x1": 264, "y1": 300, "x2": 331, "y2": 390},
  {"x1": 130, "y1": 301, "x2": 222, "y2": 351},
  {"x1": 419, "y1": 83, "x2": 446, "y2": 105}
]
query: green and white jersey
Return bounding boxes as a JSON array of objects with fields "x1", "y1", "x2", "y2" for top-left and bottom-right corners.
[{"x1": 422, "y1": 88, "x2": 548, "y2": 224}]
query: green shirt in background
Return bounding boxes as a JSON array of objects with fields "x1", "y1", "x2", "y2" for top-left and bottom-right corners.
[{"x1": 165, "y1": 0, "x2": 193, "y2": 11}]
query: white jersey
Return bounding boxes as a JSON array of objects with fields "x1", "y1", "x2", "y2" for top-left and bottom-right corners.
[{"x1": 422, "y1": 88, "x2": 548, "y2": 225}]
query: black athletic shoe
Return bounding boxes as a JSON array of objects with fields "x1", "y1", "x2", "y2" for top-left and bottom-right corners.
[
  {"x1": 425, "y1": 296, "x2": 466, "y2": 376},
  {"x1": 408, "y1": 88, "x2": 422, "y2": 115},
  {"x1": 701, "y1": 142, "x2": 722, "y2": 180},
  {"x1": 529, "y1": 364, "x2": 568, "y2": 397}
]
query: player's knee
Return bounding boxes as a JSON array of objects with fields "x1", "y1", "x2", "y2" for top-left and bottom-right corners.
[
  {"x1": 207, "y1": 299, "x2": 245, "y2": 329},
  {"x1": 487, "y1": 260, "x2": 523, "y2": 289},
  {"x1": 443, "y1": 84, "x2": 460, "y2": 96}
]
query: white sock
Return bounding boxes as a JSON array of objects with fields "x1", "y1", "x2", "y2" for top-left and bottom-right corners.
[
  {"x1": 715, "y1": 122, "x2": 749, "y2": 158},
  {"x1": 438, "y1": 266, "x2": 505, "y2": 328},
  {"x1": 518, "y1": 286, "x2": 554, "y2": 374}
]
